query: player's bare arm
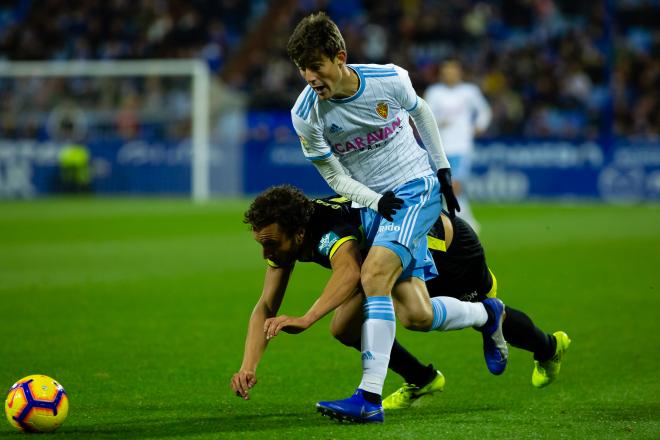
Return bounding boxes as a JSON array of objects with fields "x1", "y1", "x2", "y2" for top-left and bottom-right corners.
[
  {"x1": 264, "y1": 239, "x2": 363, "y2": 338},
  {"x1": 231, "y1": 265, "x2": 292, "y2": 400}
]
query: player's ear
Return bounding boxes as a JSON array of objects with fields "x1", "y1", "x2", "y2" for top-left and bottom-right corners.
[
  {"x1": 295, "y1": 228, "x2": 305, "y2": 245},
  {"x1": 336, "y1": 51, "x2": 347, "y2": 66}
]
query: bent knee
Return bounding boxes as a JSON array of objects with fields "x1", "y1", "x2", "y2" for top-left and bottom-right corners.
[
  {"x1": 360, "y1": 265, "x2": 383, "y2": 289},
  {"x1": 360, "y1": 248, "x2": 403, "y2": 294},
  {"x1": 399, "y1": 313, "x2": 433, "y2": 331},
  {"x1": 361, "y1": 265, "x2": 397, "y2": 294}
]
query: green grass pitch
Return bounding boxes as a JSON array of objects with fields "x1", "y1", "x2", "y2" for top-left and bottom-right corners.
[{"x1": 1, "y1": 198, "x2": 659, "y2": 439}]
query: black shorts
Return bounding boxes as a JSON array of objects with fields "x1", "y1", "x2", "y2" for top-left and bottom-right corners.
[{"x1": 425, "y1": 214, "x2": 496, "y2": 302}]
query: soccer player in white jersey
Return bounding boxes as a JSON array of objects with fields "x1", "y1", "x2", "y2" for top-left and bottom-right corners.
[
  {"x1": 424, "y1": 58, "x2": 492, "y2": 232},
  {"x1": 285, "y1": 13, "x2": 505, "y2": 423}
]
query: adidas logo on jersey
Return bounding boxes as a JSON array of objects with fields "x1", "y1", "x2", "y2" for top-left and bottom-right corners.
[{"x1": 329, "y1": 123, "x2": 343, "y2": 134}]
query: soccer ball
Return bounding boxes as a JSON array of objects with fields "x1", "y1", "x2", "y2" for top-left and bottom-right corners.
[{"x1": 4, "y1": 375, "x2": 69, "y2": 433}]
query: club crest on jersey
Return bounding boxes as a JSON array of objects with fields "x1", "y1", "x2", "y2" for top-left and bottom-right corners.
[{"x1": 375, "y1": 102, "x2": 388, "y2": 119}]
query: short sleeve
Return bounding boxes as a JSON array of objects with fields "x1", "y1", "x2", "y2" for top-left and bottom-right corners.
[
  {"x1": 317, "y1": 230, "x2": 357, "y2": 260},
  {"x1": 291, "y1": 110, "x2": 332, "y2": 162},
  {"x1": 393, "y1": 65, "x2": 419, "y2": 112}
]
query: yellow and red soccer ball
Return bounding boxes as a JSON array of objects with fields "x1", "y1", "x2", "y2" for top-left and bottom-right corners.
[{"x1": 4, "y1": 375, "x2": 69, "y2": 433}]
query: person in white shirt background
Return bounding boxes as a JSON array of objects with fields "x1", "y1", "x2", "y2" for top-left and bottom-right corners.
[{"x1": 424, "y1": 58, "x2": 492, "y2": 233}]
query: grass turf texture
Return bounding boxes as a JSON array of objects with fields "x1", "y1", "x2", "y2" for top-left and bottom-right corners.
[{"x1": 1, "y1": 198, "x2": 659, "y2": 439}]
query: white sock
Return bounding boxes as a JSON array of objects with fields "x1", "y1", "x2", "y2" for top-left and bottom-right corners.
[
  {"x1": 429, "y1": 296, "x2": 488, "y2": 331},
  {"x1": 358, "y1": 296, "x2": 395, "y2": 395}
]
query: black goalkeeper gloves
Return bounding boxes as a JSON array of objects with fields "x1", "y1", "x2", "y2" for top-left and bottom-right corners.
[
  {"x1": 437, "y1": 168, "x2": 461, "y2": 218},
  {"x1": 377, "y1": 191, "x2": 403, "y2": 222}
]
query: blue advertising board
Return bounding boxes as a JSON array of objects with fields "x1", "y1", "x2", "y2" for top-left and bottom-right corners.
[
  {"x1": 242, "y1": 111, "x2": 660, "y2": 202},
  {"x1": 0, "y1": 139, "x2": 191, "y2": 198},
  {"x1": 1, "y1": 110, "x2": 659, "y2": 201},
  {"x1": 469, "y1": 140, "x2": 660, "y2": 202}
]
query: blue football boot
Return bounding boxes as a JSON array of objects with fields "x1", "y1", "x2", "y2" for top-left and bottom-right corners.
[
  {"x1": 480, "y1": 298, "x2": 509, "y2": 375},
  {"x1": 316, "y1": 389, "x2": 384, "y2": 423}
]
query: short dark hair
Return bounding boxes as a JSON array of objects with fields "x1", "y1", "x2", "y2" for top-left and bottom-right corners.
[
  {"x1": 441, "y1": 56, "x2": 462, "y2": 67},
  {"x1": 286, "y1": 12, "x2": 346, "y2": 70},
  {"x1": 244, "y1": 185, "x2": 314, "y2": 236}
]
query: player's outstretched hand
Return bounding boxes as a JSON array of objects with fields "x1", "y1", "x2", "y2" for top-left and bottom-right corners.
[
  {"x1": 377, "y1": 191, "x2": 403, "y2": 222},
  {"x1": 264, "y1": 315, "x2": 311, "y2": 338},
  {"x1": 437, "y1": 168, "x2": 461, "y2": 218},
  {"x1": 231, "y1": 370, "x2": 257, "y2": 400}
]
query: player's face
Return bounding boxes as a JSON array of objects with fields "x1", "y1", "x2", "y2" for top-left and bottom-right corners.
[
  {"x1": 441, "y1": 62, "x2": 462, "y2": 85},
  {"x1": 253, "y1": 223, "x2": 302, "y2": 266},
  {"x1": 298, "y1": 53, "x2": 346, "y2": 100}
]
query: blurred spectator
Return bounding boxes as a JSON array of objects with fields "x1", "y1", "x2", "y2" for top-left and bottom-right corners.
[
  {"x1": 0, "y1": 0, "x2": 658, "y2": 141},
  {"x1": 424, "y1": 58, "x2": 492, "y2": 231}
]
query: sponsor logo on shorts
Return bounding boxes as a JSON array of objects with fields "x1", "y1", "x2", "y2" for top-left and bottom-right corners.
[{"x1": 378, "y1": 224, "x2": 401, "y2": 233}]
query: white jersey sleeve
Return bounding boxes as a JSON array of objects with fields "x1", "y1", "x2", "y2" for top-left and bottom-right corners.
[
  {"x1": 409, "y1": 98, "x2": 450, "y2": 171},
  {"x1": 389, "y1": 67, "x2": 449, "y2": 170},
  {"x1": 392, "y1": 65, "x2": 419, "y2": 112},
  {"x1": 469, "y1": 84, "x2": 492, "y2": 132},
  {"x1": 290, "y1": 90, "x2": 331, "y2": 161},
  {"x1": 312, "y1": 155, "x2": 382, "y2": 210}
]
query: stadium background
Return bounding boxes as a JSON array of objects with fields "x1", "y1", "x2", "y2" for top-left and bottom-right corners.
[
  {"x1": 1, "y1": 0, "x2": 659, "y2": 200},
  {"x1": 1, "y1": 1, "x2": 659, "y2": 439}
]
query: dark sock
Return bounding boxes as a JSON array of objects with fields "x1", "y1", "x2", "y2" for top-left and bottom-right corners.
[
  {"x1": 342, "y1": 338, "x2": 436, "y2": 387},
  {"x1": 362, "y1": 390, "x2": 382, "y2": 405},
  {"x1": 502, "y1": 306, "x2": 557, "y2": 362},
  {"x1": 389, "y1": 340, "x2": 437, "y2": 387}
]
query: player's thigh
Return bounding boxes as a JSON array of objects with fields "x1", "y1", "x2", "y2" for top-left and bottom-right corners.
[
  {"x1": 392, "y1": 277, "x2": 434, "y2": 330},
  {"x1": 361, "y1": 245, "x2": 403, "y2": 296}
]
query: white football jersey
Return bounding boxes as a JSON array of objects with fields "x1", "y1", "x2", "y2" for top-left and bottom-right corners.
[
  {"x1": 291, "y1": 64, "x2": 433, "y2": 194},
  {"x1": 423, "y1": 82, "x2": 491, "y2": 155}
]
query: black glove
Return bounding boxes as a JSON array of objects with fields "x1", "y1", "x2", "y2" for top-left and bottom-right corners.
[
  {"x1": 377, "y1": 191, "x2": 403, "y2": 222},
  {"x1": 437, "y1": 168, "x2": 460, "y2": 218}
]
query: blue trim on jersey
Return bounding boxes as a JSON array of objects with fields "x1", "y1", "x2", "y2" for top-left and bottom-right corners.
[
  {"x1": 329, "y1": 66, "x2": 365, "y2": 104},
  {"x1": 295, "y1": 88, "x2": 312, "y2": 118},
  {"x1": 360, "y1": 70, "x2": 396, "y2": 75},
  {"x1": 297, "y1": 88, "x2": 318, "y2": 119},
  {"x1": 406, "y1": 97, "x2": 419, "y2": 112},
  {"x1": 305, "y1": 151, "x2": 332, "y2": 161},
  {"x1": 295, "y1": 87, "x2": 314, "y2": 118},
  {"x1": 357, "y1": 66, "x2": 396, "y2": 73},
  {"x1": 363, "y1": 73, "x2": 398, "y2": 78}
]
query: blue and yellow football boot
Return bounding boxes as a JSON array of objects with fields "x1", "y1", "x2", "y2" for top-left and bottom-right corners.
[
  {"x1": 532, "y1": 331, "x2": 571, "y2": 388},
  {"x1": 382, "y1": 370, "x2": 445, "y2": 410},
  {"x1": 316, "y1": 389, "x2": 384, "y2": 423}
]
